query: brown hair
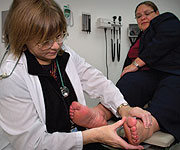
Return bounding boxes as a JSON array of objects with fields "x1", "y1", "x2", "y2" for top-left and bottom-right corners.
[
  {"x1": 135, "y1": 1, "x2": 159, "y2": 14},
  {"x1": 3, "y1": 0, "x2": 67, "y2": 57}
]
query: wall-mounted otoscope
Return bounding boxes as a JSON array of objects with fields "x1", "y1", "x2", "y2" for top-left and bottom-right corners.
[
  {"x1": 117, "y1": 16, "x2": 121, "y2": 62},
  {"x1": 96, "y1": 16, "x2": 122, "y2": 62},
  {"x1": 112, "y1": 16, "x2": 117, "y2": 62},
  {"x1": 96, "y1": 16, "x2": 122, "y2": 78}
]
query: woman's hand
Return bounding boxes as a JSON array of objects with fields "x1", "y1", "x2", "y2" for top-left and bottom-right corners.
[
  {"x1": 121, "y1": 64, "x2": 138, "y2": 77},
  {"x1": 121, "y1": 58, "x2": 146, "y2": 77},
  {"x1": 82, "y1": 117, "x2": 144, "y2": 149},
  {"x1": 119, "y1": 106, "x2": 152, "y2": 128}
]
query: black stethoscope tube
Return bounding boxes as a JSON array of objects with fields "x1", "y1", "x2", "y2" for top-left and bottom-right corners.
[
  {"x1": 113, "y1": 24, "x2": 116, "y2": 62},
  {"x1": 111, "y1": 29, "x2": 115, "y2": 62},
  {"x1": 117, "y1": 27, "x2": 121, "y2": 62},
  {"x1": 117, "y1": 16, "x2": 121, "y2": 62}
]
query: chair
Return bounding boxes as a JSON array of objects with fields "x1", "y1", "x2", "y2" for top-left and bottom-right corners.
[{"x1": 143, "y1": 131, "x2": 175, "y2": 148}]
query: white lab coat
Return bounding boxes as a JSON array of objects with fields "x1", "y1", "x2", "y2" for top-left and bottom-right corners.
[{"x1": 0, "y1": 45, "x2": 127, "y2": 150}]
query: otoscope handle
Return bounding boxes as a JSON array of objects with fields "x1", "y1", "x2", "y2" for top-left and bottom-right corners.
[
  {"x1": 111, "y1": 39, "x2": 114, "y2": 62},
  {"x1": 113, "y1": 43, "x2": 115, "y2": 62},
  {"x1": 117, "y1": 43, "x2": 120, "y2": 61}
]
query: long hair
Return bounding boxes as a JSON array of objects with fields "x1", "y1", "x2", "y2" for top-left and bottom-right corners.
[{"x1": 3, "y1": 0, "x2": 67, "y2": 57}]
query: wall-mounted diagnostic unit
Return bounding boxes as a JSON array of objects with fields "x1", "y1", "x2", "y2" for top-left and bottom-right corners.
[
  {"x1": 96, "y1": 16, "x2": 122, "y2": 62},
  {"x1": 63, "y1": 4, "x2": 74, "y2": 27},
  {"x1": 1, "y1": 10, "x2": 8, "y2": 39},
  {"x1": 96, "y1": 16, "x2": 122, "y2": 79},
  {"x1": 127, "y1": 24, "x2": 141, "y2": 44},
  {"x1": 82, "y1": 13, "x2": 91, "y2": 33}
]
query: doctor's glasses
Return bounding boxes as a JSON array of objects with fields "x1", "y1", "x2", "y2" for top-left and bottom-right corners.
[{"x1": 38, "y1": 32, "x2": 69, "y2": 50}]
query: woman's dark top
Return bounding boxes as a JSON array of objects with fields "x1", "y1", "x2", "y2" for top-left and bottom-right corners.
[
  {"x1": 124, "y1": 12, "x2": 180, "y2": 75},
  {"x1": 139, "y1": 12, "x2": 180, "y2": 75}
]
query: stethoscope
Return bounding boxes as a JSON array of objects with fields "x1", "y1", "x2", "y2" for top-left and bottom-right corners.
[
  {"x1": 0, "y1": 45, "x2": 69, "y2": 98},
  {"x1": 0, "y1": 45, "x2": 21, "y2": 80}
]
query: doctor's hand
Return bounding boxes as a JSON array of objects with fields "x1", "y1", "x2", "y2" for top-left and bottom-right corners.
[
  {"x1": 82, "y1": 117, "x2": 144, "y2": 149},
  {"x1": 118, "y1": 106, "x2": 152, "y2": 129}
]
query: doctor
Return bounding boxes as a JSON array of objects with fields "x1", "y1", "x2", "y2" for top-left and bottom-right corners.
[{"x1": 0, "y1": 0, "x2": 148, "y2": 149}]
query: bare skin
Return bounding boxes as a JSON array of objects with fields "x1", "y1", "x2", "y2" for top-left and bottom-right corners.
[
  {"x1": 69, "y1": 101, "x2": 158, "y2": 146},
  {"x1": 69, "y1": 102, "x2": 144, "y2": 149},
  {"x1": 123, "y1": 117, "x2": 160, "y2": 145},
  {"x1": 70, "y1": 101, "x2": 152, "y2": 129},
  {"x1": 82, "y1": 118, "x2": 144, "y2": 149},
  {"x1": 69, "y1": 101, "x2": 112, "y2": 128}
]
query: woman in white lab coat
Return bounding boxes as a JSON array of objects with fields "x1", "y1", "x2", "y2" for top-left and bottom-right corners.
[{"x1": 0, "y1": 0, "x2": 147, "y2": 149}]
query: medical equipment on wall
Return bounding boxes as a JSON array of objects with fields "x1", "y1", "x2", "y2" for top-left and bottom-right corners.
[
  {"x1": 127, "y1": 24, "x2": 140, "y2": 44},
  {"x1": 0, "y1": 46, "x2": 21, "y2": 80},
  {"x1": 63, "y1": 4, "x2": 74, "y2": 27},
  {"x1": 117, "y1": 16, "x2": 121, "y2": 62},
  {"x1": 1, "y1": 10, "x2": 9, "y2": 40},
  {"x1": 82, "y1": 13, "x2": 91, "y2": 33},
  {"x1": 96, "y1": 16, "x2": 122, "y2": 62},
  {"x1": 96, "y1": 16, "x2": 122, "y2": 78},
  {"x1": 112, "y1": 16, "x2": 116, "y2": 62}
]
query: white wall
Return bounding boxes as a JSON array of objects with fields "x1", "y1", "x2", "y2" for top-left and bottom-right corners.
[{"x1": 1, "y1": 0, "x2": 180, "y2": 106}]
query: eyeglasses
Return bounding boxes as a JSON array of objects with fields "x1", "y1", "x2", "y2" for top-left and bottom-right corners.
[
  {"x1": 135, "y1": 10, "x2": 154, "y2": 19},
  {"x1": 38, "y1": 32, "x2": 69, "y2": 50}
]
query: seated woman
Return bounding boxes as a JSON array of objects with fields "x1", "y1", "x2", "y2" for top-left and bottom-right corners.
[{"x1": 70, "y1": 0, "x2": 180, "y2": 146}]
